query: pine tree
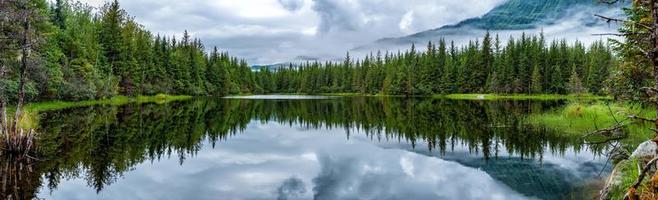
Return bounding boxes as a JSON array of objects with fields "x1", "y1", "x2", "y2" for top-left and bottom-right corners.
[
  {"x1": 567, "y1": 66, "x2": 586, "y2": 94},
  {"x1": 98, "y1": 0, "x2": 124, "y2": 95},
  {"x1": 530, "y1": 65, "x2": 542, "y2": 94}
]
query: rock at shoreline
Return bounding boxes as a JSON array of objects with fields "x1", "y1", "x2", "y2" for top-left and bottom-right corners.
[
  {"x1": 601, "y1": 140, "x2": 658, "y2": 200},
  {"x1": 600, "y1": 159, "x2": 632, "y2": 200},
  {"x1": 631, "y1": 141, "x2": 658, "y2": 174},
  {"x1": 632, "y1": 141, "x2": 658, "y2": 162}
]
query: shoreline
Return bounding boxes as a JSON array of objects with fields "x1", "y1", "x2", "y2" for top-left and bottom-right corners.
[
  {"x1": 252, "y1": 93, "x2": 612, "y2": 101},
  {"x1": 21, "y1": 93, "x2": 612, "y2": 113},
  {"x1": 21, "y1": 94, "x2": 193, "y2": 113}
]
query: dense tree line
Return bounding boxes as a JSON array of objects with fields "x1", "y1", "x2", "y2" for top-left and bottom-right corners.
[
  {"x1": 1, "y1": 0, "x2": 620, "y2": 104},
  {"x1": 262, "y1": 33, "x2": 616, "y2": 96},
  {"x1": 1, "y1": 0, "x2": 257, "y2": 102}
]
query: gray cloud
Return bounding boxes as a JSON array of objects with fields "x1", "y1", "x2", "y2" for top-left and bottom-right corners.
[
  {"x1": 74, "y1": 0, "x2": 616, "y2": 65},
  {"x1": 278, "y1": 0, "x2": 304, "y2": 12},
  {"x1": 277, "y1": 177, "x2": 307, "y2": 200},
  {"x1": 312, "y1": 0, "x2": 360, "y2": 34}
]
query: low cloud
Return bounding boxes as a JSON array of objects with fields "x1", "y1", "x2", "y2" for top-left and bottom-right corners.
[
  {"x1": 277, "y1": 177, "x2": 307, "y2": 200},
  {"x1": 75, "y1": 0, "x2": 616, "y2": 65},
  {"x1": 278, "y1": 0, "x2": 305, "y2": 12}
]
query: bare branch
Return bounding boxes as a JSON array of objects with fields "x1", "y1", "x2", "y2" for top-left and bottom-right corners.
[
  {"x1": 583, "y1": 123, "x2": 626, "y2": 138},
  {"x1": 592, "y1": 33, "x2": 629, "y2": 36},
  {"x1": 629, "y1": 115, "x2": 658, "y2": 123},
  {"x1": 595, "y1": 14, "x2": 655, "y2": 32},
  {"x1": 584, "y1": 137, "x2": 627, "y2": 145},
  {"x1": 642, "y1": 87, "x2": 658, "y2": 96},
  {"x1": 625, "y1": 157, "x2": 658, "y2": 200}
]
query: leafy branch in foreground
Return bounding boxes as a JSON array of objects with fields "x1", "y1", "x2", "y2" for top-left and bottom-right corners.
[{"x1": 596, "y1": 0, "x2": 658, "y2": 199}]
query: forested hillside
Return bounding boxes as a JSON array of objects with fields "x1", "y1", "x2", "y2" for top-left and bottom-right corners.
[
  {"x1": 267, "y1": 33, "x2": 615, "y2": 95},
  {"x1": 362, "y1": 0, "x2": 619, "y2": 51},
  {"x1": 1, "y1": 0, "x2": 258, "y2": 102},
  {"x1": 443, "y1": 0, "x2": 599, "y2": 30},
  {"x1": 1, "y1": 0, "x2": 617, "y2": 103}
]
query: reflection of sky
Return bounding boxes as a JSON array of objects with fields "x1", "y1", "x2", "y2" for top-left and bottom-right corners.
[
  {"x1": 223, "y1": 95, "x2": 336, "y2": 100},
  {"x1": 379, "y1": 141, "x2": 608, "y2": 199},
  {"x1": 38, "y1": 121, "x2": 602, "y2": 200}
]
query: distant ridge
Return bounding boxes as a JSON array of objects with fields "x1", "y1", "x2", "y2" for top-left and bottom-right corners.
[{"x1": 355, "y1": 0, "x2": 622, "y2": 51}]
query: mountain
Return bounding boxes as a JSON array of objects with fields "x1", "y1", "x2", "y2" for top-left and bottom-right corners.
[
  {"x1": 355, "y1": 0, "x2": 623, "y2": 51},
  {"x1": 251, "y1": 63, "x2": 288, "y2": 72},
  {"x1": 443, "y1": 0, "x2": 594, "y2": 30}
]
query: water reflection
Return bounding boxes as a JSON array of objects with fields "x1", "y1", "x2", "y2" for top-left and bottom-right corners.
[{"x1": 0, "y1": 97, "x2": 609, "y2": 199}]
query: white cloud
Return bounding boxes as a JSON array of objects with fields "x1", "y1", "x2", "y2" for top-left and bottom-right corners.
[
  {"x1": 74, "y1": 0, "x2": 597, "y2": 64},
  {"x1": 39, "y1": 121, "x2": 531, "y2": 200},
  {"x1": 399, "y1": 11, "x2": 414, "y2": 33}
]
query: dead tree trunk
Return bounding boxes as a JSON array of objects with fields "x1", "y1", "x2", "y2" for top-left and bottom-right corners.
[
  {"x1": 0, "y1": 79, "x2": 5, "y2": 146},
  {"x1": 652, "y1": 0, "x2": 658, "y2": 131},
  {"x1": 12, "y1": 15, "x2": 28, "y2": 133}
]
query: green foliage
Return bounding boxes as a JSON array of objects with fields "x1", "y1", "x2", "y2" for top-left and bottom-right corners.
[
  {"x1": 526, "y1": 102, "x2": 655, "y2": 139},
  {"x1": 23, "y1": 94, "x2": 191, "y2": 114},
  {"x1": 567, "y1": 67, "x2": 587, "y2": 94},
  {"x1": 265, "y1": 33, "x2": 616, "y2": 96},
  {"x1": 440, "y1": 94, "x2": 609, "y2": 101},
  {"x1": 1, "y1": 0, "x2": 255, "y2": 104},
  {"x1": 0, "y1": 1, "x2": 620, "y2": 103},
  {"x1": 606, "y1": 158, "x2": 641, "y2": 200},
  {"x1": 451, "y1": 0, "x2": 595, "y2": 30},
  {"x1": 609, "y1": 2, "x2": 654, "y2": 101},
  {"x1": 0, "y1": 79, "x2": 39, "y2": 103},
  {"x1": 530, "y1": 65, "x2": 542, "y2": 94}
]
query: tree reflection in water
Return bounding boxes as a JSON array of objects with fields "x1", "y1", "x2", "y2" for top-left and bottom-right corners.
[{"x1": 0, "y1": 97, "x2": 611, "y2": 198}]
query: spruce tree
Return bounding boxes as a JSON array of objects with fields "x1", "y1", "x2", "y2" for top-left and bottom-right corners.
[
  {"x1": 567, "y1": 66, "x2": 586, "y2": 94},
  {"x1": 530, "y1": 65, "x2": 542, "y2": 94}
]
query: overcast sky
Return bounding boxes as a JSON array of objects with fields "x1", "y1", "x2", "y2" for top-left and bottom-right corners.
[{"x1": 76, "y1": 0, "x2": 506, "y2": 64}]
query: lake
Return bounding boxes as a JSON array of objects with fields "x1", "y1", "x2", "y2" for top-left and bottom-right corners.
[{"x1": 2, "y1": 96, "x2": 610, "y2": 200}]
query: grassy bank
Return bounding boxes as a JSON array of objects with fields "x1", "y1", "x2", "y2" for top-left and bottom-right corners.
[
  {"x1": 319, "y1": 93, "x2": 402, "y2": 97},
  {"x1": 11, "y1": 94, "x2": 192, "y2": 129},
  {"x1": 525, "y1": 102, "x2": 655, "y2": 142},
  {"x1": 439, "y1": 94, "x2": 612, "y2": 101},
  {"x1": 23, "y1": 94, "x2": 192, "y2": 113},
  {"x1": 525, "y1": 101, "x2": 655, "y2": 199},
  {"x1": 283, "y1": 93, "x2": 611, "y2": 100}
]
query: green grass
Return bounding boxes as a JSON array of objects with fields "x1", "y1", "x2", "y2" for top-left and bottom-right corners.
[
  {"x1": 319, "y1": 93, "x2": 400, "y2": 97},
  {"x1": 607, "y1": 158, "x2": 641, "y2": 200},
  {"x1": 8, "y1": 94, "x2": 192, "y2": 129},
  {"x1": 525, "y1": 102, "x2": 655, "y2": 139},
  {"x1": 136, "y1": 94, "x2": 193, "y2": 104},
  {"x1": 239, "y1": 93, "x2": 612, "y2": 100},
  {"x1": 22, "y1": 94, "x2": 192, "y2": 113},
  {"x1": 525, "y1": 102, "x2": 658, "y2": 199},
  {"x1": 438, "y1": 94, "x2": 612, "y2": 101}
]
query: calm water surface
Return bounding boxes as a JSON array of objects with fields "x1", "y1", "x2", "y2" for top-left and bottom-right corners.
[{"x1": 2, "y1": 96, "x2": 610, "y2": 200}]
